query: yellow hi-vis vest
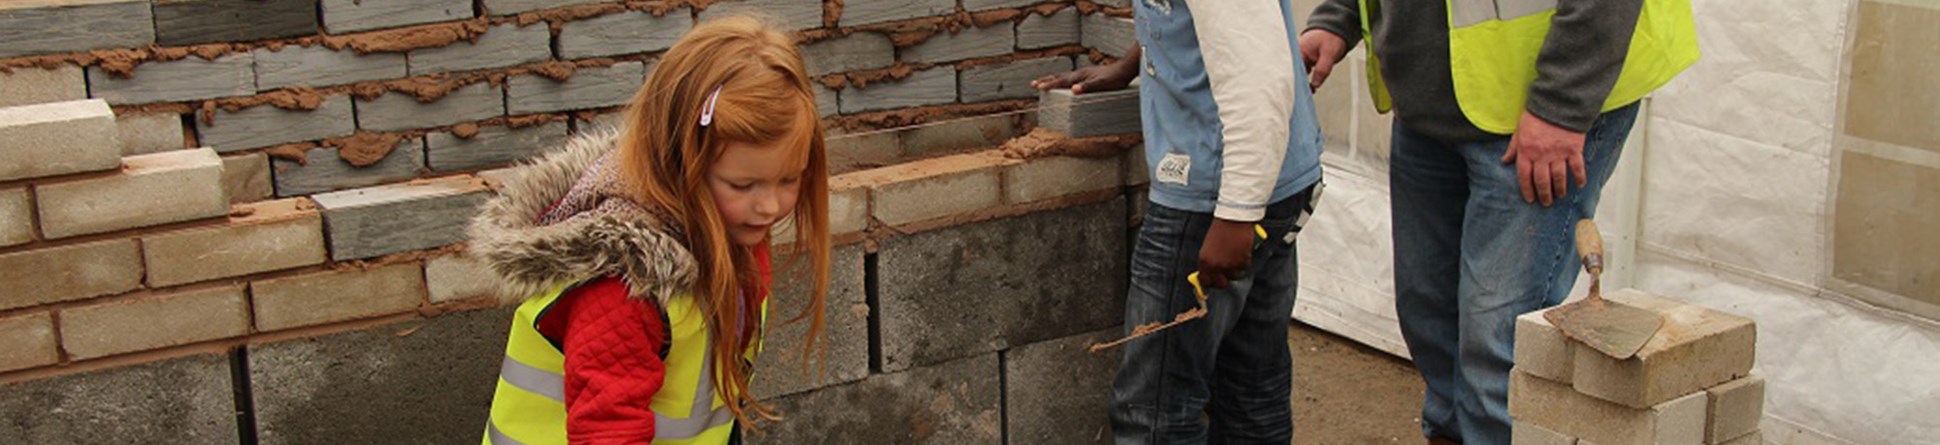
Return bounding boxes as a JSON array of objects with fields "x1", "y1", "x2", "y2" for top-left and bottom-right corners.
[
  {"x1": 1357, "y1": 0, "x2": 1700, "y2": 134},
  {"x1": 482, "y1": 284, "x2": 767, "y2": 445}
]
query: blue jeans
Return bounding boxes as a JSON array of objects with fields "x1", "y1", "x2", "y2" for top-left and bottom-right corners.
[
  {"x1": 1110, "y1": 190, "x2": 1314, "y2": 445},
  {"x1": 1390, "y1": 103, "x2": 1639, "y2": 444}
]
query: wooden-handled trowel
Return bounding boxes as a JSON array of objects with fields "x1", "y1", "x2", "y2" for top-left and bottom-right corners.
[{"x1": 1543, "y1": 219, "x2": 1663, "y2": 359}]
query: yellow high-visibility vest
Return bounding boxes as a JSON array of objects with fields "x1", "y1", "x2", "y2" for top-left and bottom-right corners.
[{"x1": 1357, "y1": 0, "x2": 1700, "y2": 134}]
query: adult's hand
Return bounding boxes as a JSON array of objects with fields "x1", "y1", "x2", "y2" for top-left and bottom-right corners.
[
  {"x1": 1297, "y1": 29, "x2": 1348, "y2": 91},
  {"x1": 1196, "y1": 219, "x2": 1255, "y2": 289},
  {"x1": 1501, "y1": 110, "x2": 1588, "y2": 207},
  {"x1": 1031, "y1": 45, "x2": 1140, "y2": 95}
]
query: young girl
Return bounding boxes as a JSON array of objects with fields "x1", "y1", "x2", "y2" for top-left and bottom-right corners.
[{"x1": 469, "y1": 17, "x2": 831, "y2": 445}]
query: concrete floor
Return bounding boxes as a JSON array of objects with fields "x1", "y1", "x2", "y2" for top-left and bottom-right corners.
[{"x1": 1290, "y1": 322, "x2": 1427, "y2": 445}]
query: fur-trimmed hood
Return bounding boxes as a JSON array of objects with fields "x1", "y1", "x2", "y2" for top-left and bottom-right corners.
[{"x1": 466, "y1": 128, "x2": 694, "y2": 304}]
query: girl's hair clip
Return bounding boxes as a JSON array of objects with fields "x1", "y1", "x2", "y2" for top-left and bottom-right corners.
[{"x1": 699, "y1": 84, "x2": 724, "y2": 127}]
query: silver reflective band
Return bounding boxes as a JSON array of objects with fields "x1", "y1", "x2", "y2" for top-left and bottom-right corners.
[
  {"x1": 488, "y1": 421, "x2": 528, "y2": 445},
  {"x1": 655, "y1": 341, "x2": 737, "y2": 439},
  {"x1": 1448, "y1": 0, "x2": 1558, "y2": 28},
  {"x1": 499, "y1": 356, "x2": 567, "y2": 403}
]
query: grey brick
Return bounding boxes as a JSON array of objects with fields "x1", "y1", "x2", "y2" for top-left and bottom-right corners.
[
  {"x1": 899, "y1": 113, "x2": 1019, "y2": 155},
  {"x1": 272, "y1": 138, "x2": 428, "y2": 197},
  {"x1": 481, "y1": 0, "x2": 604, "y2": 15},
  {"x1": 814, "y1": 83, "x2": 838, "y2": 117},
  {"x1": 197, "y1": 95, "x2": 357, "y2": 152},
  {"x1": 841, "y1": 0, "x2": 954, "y2": 26},
  {"x1": 699, "y1": 0, "x2": 822, "y2": 31},
  {"x1": 153, "y1": 0, "x2": 320, "y2": 46},
  {"x1": 254, "y1": 44, "x2": 408, "y2": 90},
  {"x1": 506, "y1": 61, "x2": 646, "y2": 115},
  {"x1": 902, "y1": 24, "x2": 1015, "y2": 64},
  {"x1": 310, "y1": 176, "x2": 491, "y2": 260},
  {"x1": 354, "y1": 82, "x2": 505, "y2": 131},
  {"x1": 964, "y1": 0, "x2": 1038, "y2": 11},
  {"x1": 223, "y1": 153, "x2": 274, "y2": 203},
  {"x1": 959, "y1": 56, "x2": 1073, "y2": 103},
  {"x1": 0, "y1": 354, "x2": 238, "y2": 445},
  {"x1": 559, "y1": 10, "x2": 691, "y2": 59},
  {"x1": 1094, "y1": 0, "x2": 1131, "y2": 8},
  {"x1": 1017, "y1": 8, "x2": 1080, "y2": 50},
  {"x1": 116, "y1": 111, "x2": 187, "y2": 156},
  {"x1": 753, "y1": 244, "x2": 869, "y2": 398},
  {"x1": 0, "y1": 0, "x2": 153, "y2": 58},
  {"x1": 748, "y1": 354, "x2": 1002, "y2": 445},
  {"x1": 803, "y1": 33, "x2": 895, "y2": 77},
  {"x1": 408, "y1": 23, "x2": 551, "y2": 75},
  {"x1": 0, "y1": 188, "x2": 28, "y2": 247},
  {"x1": 0, "y1": 64, "x2": 87, "y2": 108},
  {"x1": 572, "y1": 112, "x2": 625, "y2": 134},
  {"x1": 0, "y1": 99, "x2": 121, "y2": 182},
  {"x1": 425, "y1": 121, "x2": 569, "y2": 172},
  {"x1": 1005, "y1": 328, "x2": 1120, "y2": 445},
  {"x1": 88, "y1": 53, "x2": 257, "y2": 105},
  {"x1": 839, "y1": 67, "x2": 957, "y2": 114},
  {"x1": 250, "y1": 308, "x2": 509, "y2": 445},
  {"x1": 876, "y1": 198, "x2": 1128, "y2": 371},
  {"x1": 36, "y1": 148, "x2": 229, "y2": 239},
  {"x1": 322, "y1": 0, "x2": 472, "y2": 34},
  {"x1": 1082, "y1": 14, "x2": 1136, "y2": 58},
  {"x1": 1038, "y1": 87, "x2": 1141, "y2": 137}
]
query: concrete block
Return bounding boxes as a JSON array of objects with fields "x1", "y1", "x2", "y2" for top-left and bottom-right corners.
[
  {"x1": 875, "y1": 198, "x2": 1128, "y2": 371},
  {"x1": 311, "y1": 176, "x2": 492, "y2": 260},
  {"x1": 1004, "y1": 153, "x2": 1123, "y2": 204},
  {"x1": 408, "y1": 23, "x2": 552, "y2": 75},
  {"x1": 355, "y1": 82, "x2": 504, "y2": 131},
  {"x1": 0, "y1": 99, "x2": 120, "y2": 181},
  {"x1": 1016, "y1": 8, "x2": 1080, "y2": 50},
  {"x1": 322, "y1": 0, "x2": 472, "y2": 33},
  {"x1": 88, "y1": 53, "x2": 257, "y2": 105},
  {"x1": 559, "y1": 10, "x2": 692, "y2": 59},
  {"x1": 0, "y1": 312, "x2": 57, "y2": 372},
  {"x1": 1509, "y1": 370, "x2": 1707, "y2": 445},
  {"x1": 748, "y1": 354, "x2": 1002, "y2": 445},
  {"x1": 700, "y1": 0, "x2": 822, "y2": 30},
  {"x1": 826, "y1": 127, "x2": 900, "y2": 170},
  {"x1": 253, "y1": 44, "x2": 408, "y2": 90},
  {"x1": 506, "y1": 61, "x2": 646, "y2": 115},
  {"x1": 0, "y1": 0, "x2": 153, "y2": 58},
  {"x1": 250, "y1": 307, "x2": 510, "y2": 445},
  {"x1": 0, "y1": 64, "x2": 87, "y2": 107},
  {"x1": 902, "y1": 24, "x2": 1016, "y2": 65},
  {"x1": 1512, "y1": 422, "x2": 1578, "y2": 445},
  {"x1": 0, "y1": 188, "x2": 29, "y2": 247},
  {"x1": 116, "y1": 111, "x2": 187, "y2": 156},
  {"x1": 251, "y1": 264, "x2": 426, "y2": 330},
  {"x1": 899, "y1": 114, "x2": 1018, "y2": 155},
  {"x1": 142, "y1": 199, "x2": 327, "y2": 287},
  {"x1": 803, "y1": 32, "x2": 895, "y2": 77},
  {"x1": 965, "y1": 0, "x2": 1037, "y2": 11},
  {"x1": 839, "y1": 67, "x2": 957, "y2": 114},
  {"x1": 753, "y1": 244, "x2": 869, "y2": 398},
  {"x1": 427, "y1": 121, "x2": 569, "y2": 172},
  {"x1": 1125, "y1": 143, "x2": 1148, "y2": 186},
  {"x1": 1039, "y1": 88, "x2": 1141, "y2": 137},
  {"x1": 36, "y1": 148, "x2": 228, "y2": 239},
  {"x1": 960, "y1": 56, "x2": 1074, "y2": 103},
  {"x1": 1571, "y1": 290, "x2": 1757, "y2": 408},
  {"x1": 858, "y1": 151, "x2": 1013, "y2": 226},
  {"x1": 1516, "y1": 309, "x2": 1575, "y2": 384},
  {"x1": 0, "y1": 240, "x2": 142, "y2": 310},
  {"x1": 60, "y1": 285, "x2": 250, "y2": 359},
  {"x1": 1706, "y1": 376, "x2": 1764, "y2": 444},
  {"x1": 0, "y1": 354, "x2": 238, "y2": 444},
  {"x1": 482, "y1": 0, "x2": 604, "y2": 15},
  {"x1": 840, "y1": 0, "x2": 954, "y2": 26},
  {"x1": 1081, "y1": 14, "x2": 1136, "y2": 58},
  {"x1": 1004, "y1": 328, "x2": 1120, "y2": 445},
  {"x1": 223, "y1": 153, "x2": 274, "y2": 203},
  {"x1": 271, "y1": 138, "x2": 428, "y2": 197},
  {"x1": 197, "y1": 95, "x2": 357, "y2": 152},
  {"x1": 425, "y1": 254, "x2": 511, "y2": 304},
  {"x1": 153, "y1": 0, "x2": 319, "y2": 45}
]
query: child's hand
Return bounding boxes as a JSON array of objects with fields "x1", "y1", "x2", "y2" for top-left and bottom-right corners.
[
  {"x1": 1031, "y1": 45, "x2": 1140, "y2": 95},
  {"x1": 1196, "y1": 219, "x2": 1256, "y2": 289}
]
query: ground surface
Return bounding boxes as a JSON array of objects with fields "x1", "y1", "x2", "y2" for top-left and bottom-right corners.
[{"x1": 1290, "y1": 322, "x2": 1426, "y2": 445}]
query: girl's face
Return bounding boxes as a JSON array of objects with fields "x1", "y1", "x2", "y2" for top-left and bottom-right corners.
[{"x1": 708, "y1": 139, "x2": 805, "y2": 246}]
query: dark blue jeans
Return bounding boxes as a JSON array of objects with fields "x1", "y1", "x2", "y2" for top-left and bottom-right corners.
[{"x1": 1109, "y1": 191, "x2": 1312, "y2": 445}]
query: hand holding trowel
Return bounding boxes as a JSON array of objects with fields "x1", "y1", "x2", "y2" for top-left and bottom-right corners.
[
  {"x1": 1089, "y1": 225, "x2": 1269, "y2": 353},
  {"x1": 1544, "y1": 219, "x2": 1663, "y2": 359}
]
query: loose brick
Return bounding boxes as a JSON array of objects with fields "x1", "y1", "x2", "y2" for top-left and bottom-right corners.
[
  {"x1": 482, "y1": 0, "x2": 604, "y2": 15},
  {"x1": 0, "y1": 354, "x2": 237, "y2": 444},
  {"x1": 0, "y1": 64, "x2": 87, "y2": 108},
  {"x1": 142, "y1": 199, "x2": 327, "y2": 287},
  {"x1": 839, "y1": 67, "x2": 957, "y2": 114},
  {"x1": 0, "y1": 240, "x2": 142, "y2": 310},
  {"x1": 1515, "y1": 309, "x2": 1575, "y2": 384},
  {"x1": 354, "y1": 82, "x2": 504, "y2": 131},
  {"x1": 0, "y1": 0, "x2": 153, "y2": 58},
  {"x1": 1706, "y1": 376, "x2": 1765, "y2": 444},
  {"x1": 1571, "y1": 290, "x2": 1757, "y2": 408},
  {"x1": 506, "y1": 61, "x2": 646, "y2": 114},
  {"x1": 803, "y1": 32, "x2": 895, "y2": 77},
  {"x1": 116, "y1": 111, "x2": 187, "y2": 156},
  {"x1": 1511, "y1": 422, "x2": 1578, "y2": 445},
  {"x1": 840, "y1": 0, "x2": 954, "y2": 26},
  {"x1": 857, "y1": 151, "x2": 1014, "y2": 226},
  {"x1": 1039, "y1": 88, "x2": 1141, "y2": 137},
  {"x1": 0, "y1": 99, "x2": 120, "y2": 181},
  {"x1": 254, "y1": 45, "x2": 408, "y2": 90},
  {"x1": 1005, "y1": 328, "x2": 1120, "y2": 445},
  {"x1": 153, "y1": 0, "x2": 319, "y2": 45},
  {"x1": 699, "y1": 0, "x2": 822, "y2": 30},
  {"x1": 425, "y1": 255, "x2": 510, "y2": 304},
  {"x1": 87, "y1": 53, "x2": 257, "y2": 105},
  {"x1": 903, "y1": 24, "x2": 1016, "y2": 65},
  {"x1": 1509, "y1": 370, "x2": 1707, "y2": 445},
  {"x1": 321, "y1": 0, "x2": 471, "y2": 33},
  {"x1": 223, "y1": 153, "x2": 274, "y2": 203},
  {"x1": 0, "y1": 188, "x2": 29, "y2": 247},
  {"x1": 752, "y1": 244, "x2": 868, "y2": 397},
  {"x1": 1081, "y1": 14, "x2": 1136, "y2": 58},
  {"x1": 899, "y1": 114, "x2": 1018, "y2": 155},
  {"x1": 0, "y1": 312, "x2": 57, "y2": 372},
  {"x1": 959, "y1": 56, "x2": 1074, "y2": 103},
  {"x1": 36, "y1": 148, "x2": 228, "y2": 239},
  {"x1": 558, "y1": 10, "x2": 692, "y2": 59},
  {"x1": 310, "y1": 176, "x2": 491, "y2": 260},
  {"x1": 426, "y1": 121, "x2": 569, "y2": 172},
  {"x1": 198, "y1": 95, "x2": 357, "y2": 152},
  {"x1": 408, "y1": 23, "x2": 552, "y2": 75},
  {"x1": 271, "y1": 138, "x2": 427, "y2": 197},
  {"x1": 1004, "y1": 153, "x2": 1123, "y2": 204},
  {"x1": 60, "y1": 285, "x2": 250, "y2": 359},
  {"x1": 1016, "y1": 8, "x2": 1080, "y2": 50},
  {"x1": 749, "y1": 354, "x2": 1002, "y2": 445},
  {"x1": 251, "y1": 264, "x2": 425, "y2": 330}
]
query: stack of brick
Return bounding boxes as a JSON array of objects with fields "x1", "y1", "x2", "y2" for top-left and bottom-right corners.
[{"x1": 1511, "y1": 289, "x2": 1765, "y2": 445}]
